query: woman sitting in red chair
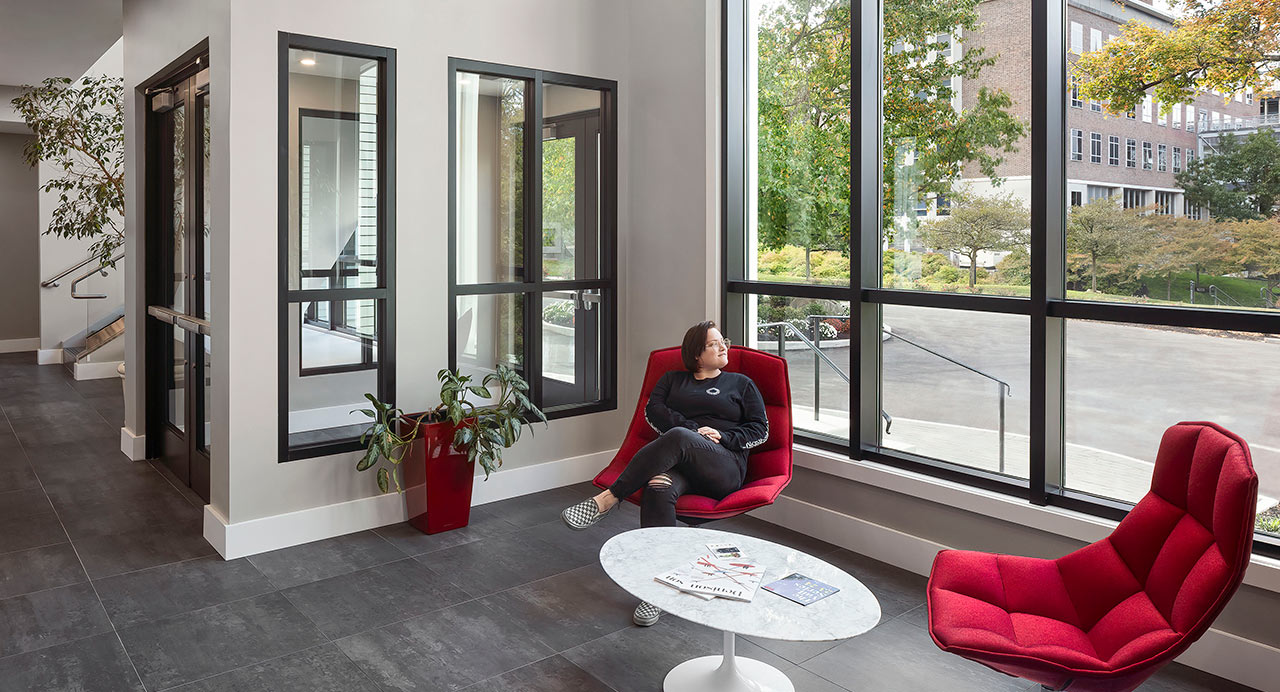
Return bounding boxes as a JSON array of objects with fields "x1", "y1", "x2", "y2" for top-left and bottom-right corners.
[{"x1": 561, "y1": 320, "x2": 769, "y2": 625}]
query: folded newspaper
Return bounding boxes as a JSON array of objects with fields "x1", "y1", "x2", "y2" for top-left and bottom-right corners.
[{"x1": 654, "y1": 551, "x2": 766, "y2": 602}]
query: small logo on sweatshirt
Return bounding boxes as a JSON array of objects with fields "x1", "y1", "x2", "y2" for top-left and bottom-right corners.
[{"x1": 706, "y1": 387, "x2": 721, "y2": 396}]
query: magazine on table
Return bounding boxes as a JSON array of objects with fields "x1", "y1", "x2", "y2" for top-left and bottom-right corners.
[
  {"x1": 762, "y1": 572, "x2": 840, "y2": 606},
  {"x1": 654, "y1": 553, "x2": 767, "y2": 602}
]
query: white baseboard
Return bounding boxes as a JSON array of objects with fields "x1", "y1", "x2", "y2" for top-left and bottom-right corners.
[
  {"x1": 0, "y1": 338, "x2": 39, "y2": 354},
  {"x1": 120, "y1": 427, "x2": 145, "y2": 461},
  {"x1": 74, "y1": 359, "x2": 123, "y2": 381},
  {"x1": 204, "y1": 448, "x2": 615, "y2": 560},
  {"x1": 37, "y1": 348, "x2": 63, "y2": 365},
  {"x1": 753, "y1": 495, "x2": 1280, "y2": 692}
]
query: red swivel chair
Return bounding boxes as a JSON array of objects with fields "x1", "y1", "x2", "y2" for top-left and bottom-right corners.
[
  {"x1": 927, "y1": 422, "x2": 1258, "y2": 692},
  {"x1": 593, "y1": 345, "x2": 793, "y2": 522}
]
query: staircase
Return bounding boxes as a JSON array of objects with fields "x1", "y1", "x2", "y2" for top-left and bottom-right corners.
[
  {"x1": 61, "y1": 306, "x2": 125, "y2": 380},
  {"x1": 40, "y1": 253, "x2": 126, "y2": 381}
]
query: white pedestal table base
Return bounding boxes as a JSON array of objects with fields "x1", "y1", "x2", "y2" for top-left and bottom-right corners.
[{"x1": 663, "y1": 631, "x2": 794, "y2": 692}]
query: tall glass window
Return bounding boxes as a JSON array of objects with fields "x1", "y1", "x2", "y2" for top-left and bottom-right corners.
[
  {"x1": 724, "y1": 0, "x2": 1280, "y2": 554},
  {"x1": 450, "y1": 60, "x2": 617, "y2": 417},
  {"x1": 279, "y1": 35, "x2": 395, "y2": 461}
]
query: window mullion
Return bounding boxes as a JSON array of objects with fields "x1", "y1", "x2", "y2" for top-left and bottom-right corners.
[
  {"x1": 527, "y1": 71, "x2": 544, "y2": 410},
  {"x1": 853, "y1": 0, "x2": 881, "y2": 458}
]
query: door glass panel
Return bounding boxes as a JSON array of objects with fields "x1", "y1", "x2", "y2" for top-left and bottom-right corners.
[
  {"x1": 168, "y1": 324, "x2": 186, "y2": 431},
  {"x1": 455, "y1": 72, "x2": 525, "y2": 284},
  {"x1": 542, "y1": 84, "x2": 602, "y2": 281},
  {"x1": 201, "y1": 93, "x2": 211, "y2": 319},
  {"x1": 171, "y1": 103, "x2": 186, "y2": 312},
  {"x1": 457, "y1": 293, "x2": 523, "y2": 407},
  {"x1": 199, "y1": 334, "x2": 211, "y2": 454},
  {"x1": 288, "y1": 50, "x2": 380, "y2": 291},
  {"x1": 541, "y1": 290, "x2": 603, "y2": 408}
]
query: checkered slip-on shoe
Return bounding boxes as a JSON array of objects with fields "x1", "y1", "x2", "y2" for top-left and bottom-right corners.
[
  {"x1": 633, "y1": 601, "x2": 661, "y2": 627},
  {"x1": 561, "y1": 498, "x2": 612, "y2": 530}
]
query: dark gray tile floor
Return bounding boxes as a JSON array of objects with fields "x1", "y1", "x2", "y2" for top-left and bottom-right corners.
[{"x1": 0, "y1": 352, "x2": 1260, "y2": 691}]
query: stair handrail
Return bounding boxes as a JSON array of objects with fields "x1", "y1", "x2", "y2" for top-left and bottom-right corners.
[
  {"x1": 42, "y1": 253, "x2": 110, "y2": 289},
  {"x1": 69, "y1": 253, "x2": 124, "y2": 299}
]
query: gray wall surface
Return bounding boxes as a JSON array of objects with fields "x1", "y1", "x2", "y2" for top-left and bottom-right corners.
[{"x1": 0, "y1": 133, "x2": 39, "y2": 342}]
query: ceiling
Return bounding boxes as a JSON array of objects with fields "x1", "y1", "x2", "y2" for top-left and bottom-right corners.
[{"x1": 0, "y1": 0, "x2": 121, "y2": 87}]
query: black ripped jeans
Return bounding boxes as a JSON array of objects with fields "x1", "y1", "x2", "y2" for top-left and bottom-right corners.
[{"x1": 609, "y1": 427, "x2": 746, "y2": 527}]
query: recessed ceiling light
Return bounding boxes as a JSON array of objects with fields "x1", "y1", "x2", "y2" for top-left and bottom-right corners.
[{"x1": 300, "y1": 57, "x2": 316, "y2": 66}]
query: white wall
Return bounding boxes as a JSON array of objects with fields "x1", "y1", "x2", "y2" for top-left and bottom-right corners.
[
  {"x1": 38, "y1": 38, "x2": 126, "y2": 352},
  {"x1": 121, "y1": 0, "x2": 719, "y2": 536}
]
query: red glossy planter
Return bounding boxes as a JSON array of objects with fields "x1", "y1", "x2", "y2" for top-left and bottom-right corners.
[{"x1": 401, "y1": 417, "x2": 475, "y2": 535}]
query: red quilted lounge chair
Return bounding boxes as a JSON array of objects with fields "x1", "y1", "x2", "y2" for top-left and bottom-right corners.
[
  {"x1": 927, "y1": 422, "x2": 1258, "y2": 692},
  {"x1": 592, "y1": 345, "x2": 793, "y2": 522}
]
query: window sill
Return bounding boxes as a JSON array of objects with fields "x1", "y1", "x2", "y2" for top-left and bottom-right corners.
[{"x1": 791, "y1": 443, "x2": 1280, "y2": 595}]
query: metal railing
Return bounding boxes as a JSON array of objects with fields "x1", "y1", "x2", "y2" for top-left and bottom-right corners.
[
  {"x1": 757, "y1": 316, "x2": 1012, "y2": 472},
  {"x1": 42, "y1": 254, "x2": 107, "y2": 289},
  {"x1": 69, "y1": 253, "x2": 124, "y2": 299},
  {"x1": 1199, "y1": 113, "x2": 1280, "y2": 133}
]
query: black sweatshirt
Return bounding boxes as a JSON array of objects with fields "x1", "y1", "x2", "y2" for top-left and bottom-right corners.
[{"x1": 644, "y1": 371, "x2": 770, "y2": 453}]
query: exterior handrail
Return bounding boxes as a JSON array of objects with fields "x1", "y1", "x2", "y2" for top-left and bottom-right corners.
[
  {"x1": 41, "y1": 254, "x2": 107, "y2": 288},
  {"x1": 759, "y1": 314, "x2": 1011, "y2": 473},
  {"x1": 69, "y1": 253, "x2": 124, "y2": 299}
]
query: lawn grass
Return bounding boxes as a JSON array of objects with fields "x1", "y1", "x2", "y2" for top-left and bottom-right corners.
[{"x1": 1139, "y1": 271, "x2": 1273, "y2": 309}]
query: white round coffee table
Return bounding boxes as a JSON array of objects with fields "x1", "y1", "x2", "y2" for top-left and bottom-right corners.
[{"x1": 599, "y1": 527, "x2": 880, "y2": 692}]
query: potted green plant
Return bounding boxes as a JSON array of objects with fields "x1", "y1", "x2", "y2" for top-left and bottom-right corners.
[{"x1": 355, "y1": 364, "x2": 546, "y2": 534}]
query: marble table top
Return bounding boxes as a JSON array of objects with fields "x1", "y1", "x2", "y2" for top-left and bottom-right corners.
[{"x1": 600, "y1": 527, "x2": 881, "y2": 642}]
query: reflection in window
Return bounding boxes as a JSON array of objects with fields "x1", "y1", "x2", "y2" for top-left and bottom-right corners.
[
  {"x1": 281, "y1": 41, "x2": 391, "y2": 458},
  {"x1": 455, "y1": 73, "x2": 525, "y2": 285}
]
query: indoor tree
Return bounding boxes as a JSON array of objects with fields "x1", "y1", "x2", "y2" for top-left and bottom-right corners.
[{"x1": 11, "y1": 75, "x2": 124, "y2": 268}]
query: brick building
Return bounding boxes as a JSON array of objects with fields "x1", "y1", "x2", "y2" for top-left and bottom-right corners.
[{"x1": 937, "y1": 0, "x2": 1258, "y2": 220}]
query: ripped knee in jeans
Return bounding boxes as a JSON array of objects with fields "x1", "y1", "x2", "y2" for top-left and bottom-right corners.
[{"x1": 648, "y1": 473, "x2": 673, "y2": 489}]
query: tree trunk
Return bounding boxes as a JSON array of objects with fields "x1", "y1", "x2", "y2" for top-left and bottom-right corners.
[
  {"x1": 805, "y1": 246, "x2": 812, "y2": 282},
  {"x1": 1166, "y1": 276, "x2": 1172, "y2": 301},
  {"x1": 1090, "y1": 252, "x2": 1098, "y2": 293},
  {"x1": 969, "y1": 251, "x2": 978, "y2": 288}
]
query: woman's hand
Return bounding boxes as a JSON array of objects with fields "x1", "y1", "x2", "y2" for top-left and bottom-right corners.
[{"x1": 697, "y1": 426, "x2": 722, "y2": 443}]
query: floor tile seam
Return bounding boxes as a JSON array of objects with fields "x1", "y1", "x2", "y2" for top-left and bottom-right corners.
[
  {"x1": 275, "y1": 586, "x2": 339, "y2": 643},
  {"x1": 113, "y1": 588, "x2": 316, "y2": 639},
  {"x1": 330, "y1": 637, "x2": 391, "y2": 691},
  {"x1": 258, "y1": 549, "x2": 436, "y2": 593},
  {"x1": 0, "y1": 536, "x2": 72, "y2": 560},
  {"x1": 411, "y1": 548, "x2": 596, "y2": 602},
  {"x1": 791, "y1": 662, "x2": 858, "y2": 692},
  {"x1": 0, "y1": 404, "x2": 146, "y2": 689},
  {"x1": 0, "y1": 570, "x2": 92, "y2": 604},
  {"x1": 454, "y1": 651, "x2": 621, "y2": 692},
  {"x1": 85, "y1": 551, "x2": 226, "y2": 587},
  {"x1": 148, "y1": 640, "x2": 342, "y2": 692},
  {"x1": 0, "y1": 628, "x2": 124, "y2": 666}
]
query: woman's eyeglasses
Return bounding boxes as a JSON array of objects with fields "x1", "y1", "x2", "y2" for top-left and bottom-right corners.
[{"x1": 705, "y1": 338, "x2": 732, "y2": 350}]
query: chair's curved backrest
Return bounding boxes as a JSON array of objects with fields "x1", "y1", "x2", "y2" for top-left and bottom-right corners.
[
  {"x1": 601, "y1": 345, "x2": 793, "y2": 505},
  {"x1": 1059, "y1": 421, "x2": 1257, "y2": 661}
]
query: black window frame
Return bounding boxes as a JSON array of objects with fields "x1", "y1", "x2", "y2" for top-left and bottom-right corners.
[
  {"x1": 1108, "y1": 135, "x2": 1120, "y2": 166},
  {"x1": 722, "y1": 0, "x2": 1280, "y2": 559},
  {"x1": 277, "y1": 33, "x2": 397, "y2": 462},
  {"x1": 446, "y1": 58, "x2": 619, "y2": 422}
]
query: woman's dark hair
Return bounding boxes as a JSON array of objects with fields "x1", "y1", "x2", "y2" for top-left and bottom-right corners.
[{"x1": 681, "y1": 321, "x2": 718, "y2": 372}]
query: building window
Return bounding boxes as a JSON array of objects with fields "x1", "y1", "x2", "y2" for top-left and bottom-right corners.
[
  {"x1": 722, "y1": 0, "x2": 1280, "y2": 563},
  {"x1": 1188, "y1": 105, "x2": 1197, "y2": 132},
  {"x1": 1070, "y1": 21, "x2": 1083, "y2": 53},
  {"x1": 1126, "y1": 138, "x2": 1137, "y2": 168},
  {"x1": 1157, "y1": 99, "x2": 1166, "y2": 126},
  {"x1": 1108, "y1": 135, "x2": 1120, "y2": 166},
  {"x1": 1187, "y1": 149, "x2": 1196, "y2": 168},
  {"x1": 449, "y1": 60, "x2": 618, "y2": 418},
  {"x1": 1157, "y1": 143, "x2": 1167, "y2": 172},
  {"x1": 1142, "y1": 95, "x2": 1152, "y2": 122},
  {"x1": 1173, "y1": 105, "x2": 1182, "y2": 129},
  {"x1": 278, "y1": 34, "x2": 395, "y2": 461},
  {"x1": 1090, "y1": 132, "x2": 1102, "y2": 164},
  {"x1": 1142, "y1": 141, "x2": 1153, "y2": 170},
  {"x1": 1090, "y1": 100, "x2": 1102, "y2": 113},
  {"x1": 1070, "y1": 77, "x2": 1083, "y2": 109},
  {"x1": 1172, "y1": 147, "x2": 1182, "y2": 173},
  {"x1": 936, "y1": 194, "x2": 951, "y2": 216}
]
